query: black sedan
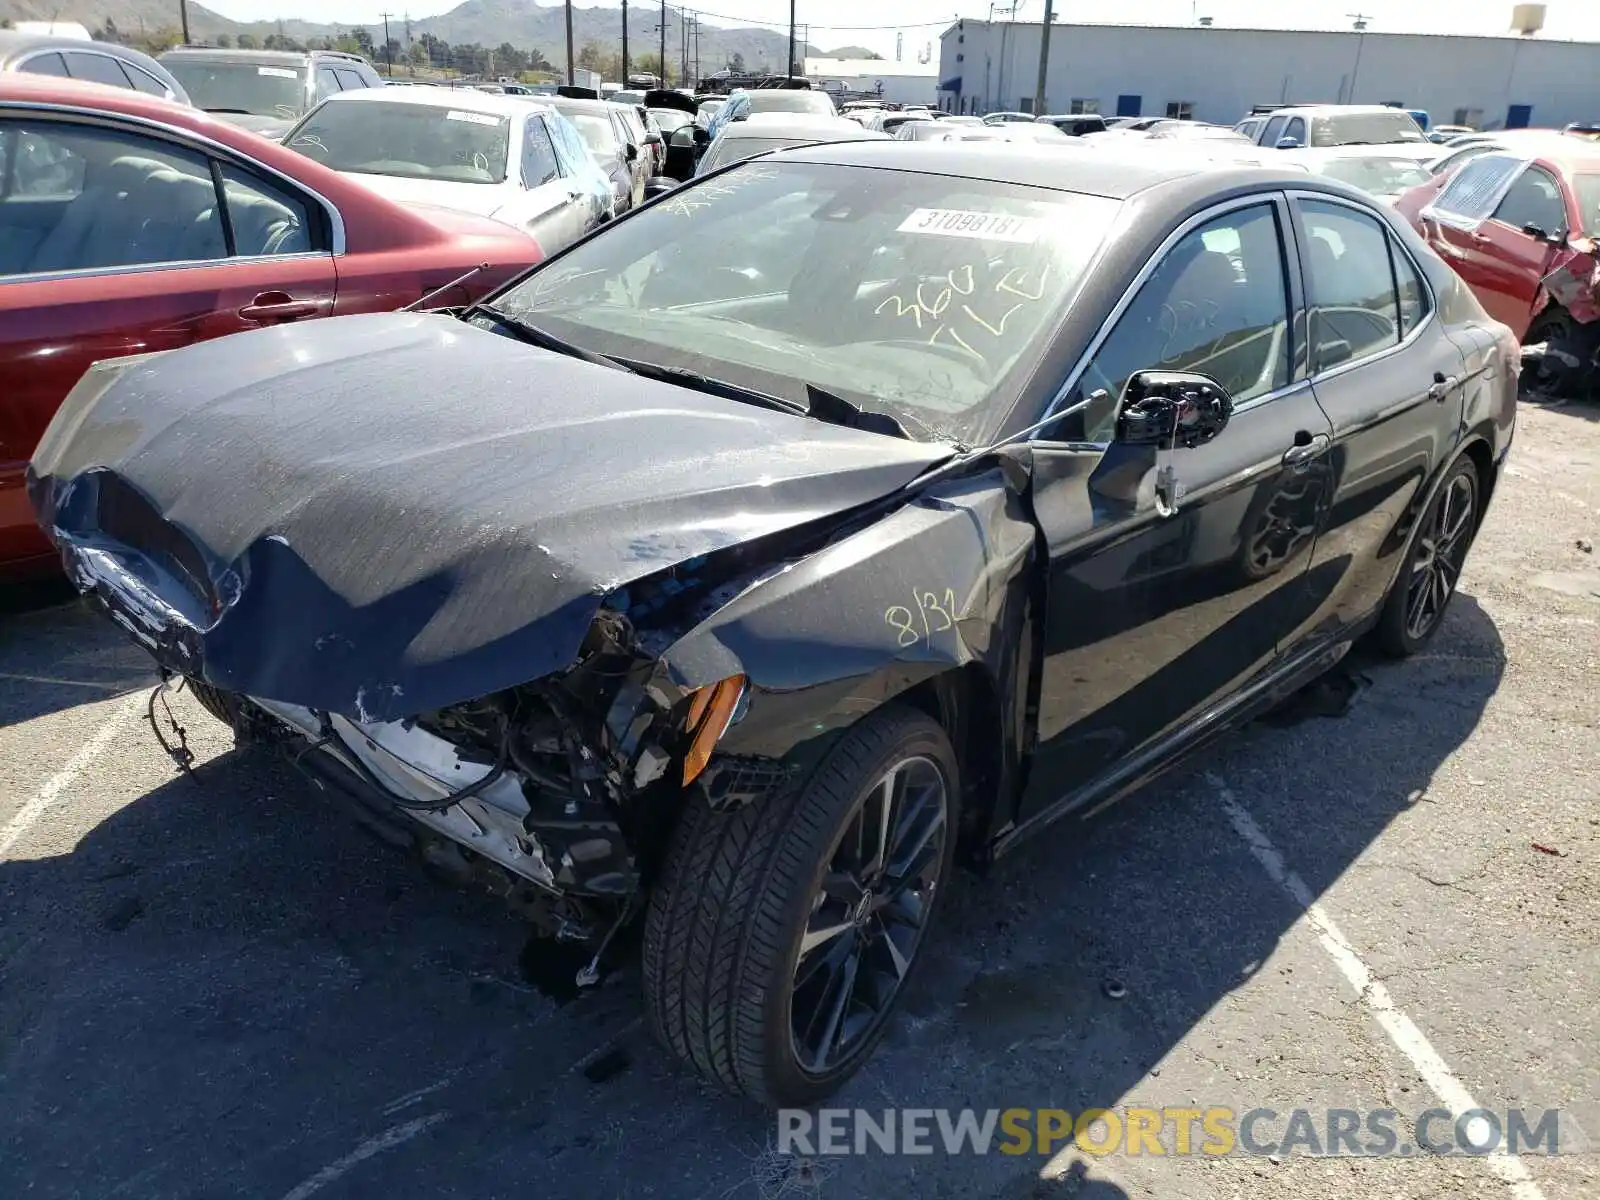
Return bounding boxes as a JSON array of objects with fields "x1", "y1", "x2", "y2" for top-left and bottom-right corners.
[{"x1": 28, "y1": 142, "x2": 1517, "y2": 1108}]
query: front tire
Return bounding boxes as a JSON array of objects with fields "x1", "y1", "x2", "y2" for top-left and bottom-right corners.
[
  {"x1": 642, "y1": 704, "x2": 959, "y2": 1107},
  {"x1": 1376, "y1": 456, "x2": 1479, "y2": 657}
]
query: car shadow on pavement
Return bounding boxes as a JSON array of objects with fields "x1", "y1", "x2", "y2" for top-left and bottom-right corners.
[
  {"x1": 0, "y1": 588, "x2": 156, "y2": 727},
  {"x1": 1519, "y1": 393, "x2": 1600, "y2": 424},
  {"x1": 0, "y1": 596, "x2": 1502, "y2": 1200}
]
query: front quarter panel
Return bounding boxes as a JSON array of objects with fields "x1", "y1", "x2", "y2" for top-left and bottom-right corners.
[{"x1": 660, "y1": 465, "x2": 1037, "y2": 770}]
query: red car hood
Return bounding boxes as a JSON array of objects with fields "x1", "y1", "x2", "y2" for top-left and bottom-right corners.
[{"x1": 403, "y1": 201, "x2": 536, "y2": 244}]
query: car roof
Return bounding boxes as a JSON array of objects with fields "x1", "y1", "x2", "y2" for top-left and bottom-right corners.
[
  {"x1": 1268, "y1": 104, "x2": 1415, "y2": 118},
  {"x1": 319, "y1": 85, "x2": 537, "y2": 118},
  {"x1": 776, "y1": 138, "x2": 1315, "y2": 199},
  {"x1": 543, "y1": 95, "x2": 616, "y2": 116}
]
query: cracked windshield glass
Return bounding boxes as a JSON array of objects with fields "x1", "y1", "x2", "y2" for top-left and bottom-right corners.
[{"x1": 492, "y1": 159, "x2": 1120, "y2": 445}]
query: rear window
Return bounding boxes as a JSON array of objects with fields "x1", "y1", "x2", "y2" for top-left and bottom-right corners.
[
  {"x1": 746, "y1": 91, "x2": 837, "y2": 118},
  {"x1": 1312, "y1": 111, "x2": 1427, "y2": 147},
  {"x1": 1431, "y1": 154, "x2": 1523, "y2": 225},
  {"x1": 286, "y1": 101, "x2": 510, "y2": 184}
]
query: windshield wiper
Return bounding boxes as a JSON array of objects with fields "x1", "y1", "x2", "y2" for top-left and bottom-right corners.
[
  {"x1": 203, "y1": 107, "x2": 256, "y2": 115},
  {"x1": 470, "y1": 305, "x2": 632, "y2": 372},
  {"x1": 615, "y1": 357, "x2": 809, "y2": 417}
]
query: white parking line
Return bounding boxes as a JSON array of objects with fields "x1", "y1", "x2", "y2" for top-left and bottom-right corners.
[
  {"x1": 277, "y1": 1112, "x2": 448, "y2": 1200},
  {"x1": 1207, "y1": 773, "x2": 1547, "y2": 1200},
  {"x1": 0, "y1": 672, "x2": 137, "y2": 692},
  {"x1": 0, "y1": 692, "x2": 146, "y2": 860}
]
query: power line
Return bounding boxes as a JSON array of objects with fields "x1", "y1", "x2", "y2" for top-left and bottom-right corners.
[{"x1": 687, "y1": 7, "x2": 958, "y2": 31}]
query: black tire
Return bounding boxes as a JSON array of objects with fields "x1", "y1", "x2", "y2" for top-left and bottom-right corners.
[
  {"x1": 1376, "y1": 456, "x2": 1479, "y2": 658},
  {"x1": 185, "y1": 678, "x2": 238, "y2": 727},
  {"x1": 642, "y1": 704, "x2": 959, "y2": 1107},
  {"x1": 1522, "y1": 307, "x2": 1599, "y2": 401}
]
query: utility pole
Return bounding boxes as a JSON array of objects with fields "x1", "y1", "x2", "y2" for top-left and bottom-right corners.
[
  {"x1": 787, "y1": 0, "x2": 796, "y2": 78},
  {"x1": 659, "y1": 0, "x2": 667, "y2": 86},
  {"x1": 693, "y1": 16, "x2": 700, "y2": 87},
  {"x1": 379, "y1": 11, "x2": 393, "y2": 75},
  {"x1": 681, "y1": 11, "x2": 689, "y2": 89},
  {"x1": 1346, "y1": 13, "x2": 1372, "y2": 102},
  {"x1": 1033, "y1": 0, "x2": 1053, "y2": 116},
  {"x1": 178, "y1": 0, "x2": 190, "y2": 45},
  {"x1": 564, "y1": 0, "x2": 574, "y2": 83},
  {"x1": 622, "y1": 0, "x2": 629, "y2": 81}
]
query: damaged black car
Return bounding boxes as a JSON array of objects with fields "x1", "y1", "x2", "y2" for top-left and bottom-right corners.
[{"x1": 28, "y1": 142, "x2": 1517, "y2": 1107}]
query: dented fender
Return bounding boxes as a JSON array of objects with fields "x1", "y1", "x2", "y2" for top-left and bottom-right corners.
[{"x1": 660, "y1": 462, "x2": 1039, "y2": 829}]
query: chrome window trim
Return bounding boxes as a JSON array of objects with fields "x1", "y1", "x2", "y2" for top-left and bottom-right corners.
[
  {"x1": 0, "y1": 250, "x2": 336, "y2": 286},
  {"x1": 1289, "y1": 189, "x2": 1439, "y2": 385},
  {"x1": 0, "y1": 99, "x2": 347, "y2": 255},
  {"x1": 1035, "y1": 192, "x2": 1292, "y2": 441}
]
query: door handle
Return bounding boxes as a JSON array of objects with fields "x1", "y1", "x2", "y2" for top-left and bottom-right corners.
[
  {"x1": 1281, "y1": 432, "x2": 1330, "y2": 466},
  {"x1": 240, "y1": 291, "x2": 321, "y2": 321},
  {"x1": 1427, "y1": 371, "x2": 1460, "y2": 401}
]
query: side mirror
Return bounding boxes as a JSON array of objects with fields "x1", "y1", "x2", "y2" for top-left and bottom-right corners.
[
  {"x1": 644, "y1": 176, "x2": 678, "y2": 199},
  {"x1": 1315, "y1": 338, "x2": 1353, "y2": 369},
  {"x1": 624, "y1": 143, "x2": 638, "y2": 163},
  {"x1": 1114, "y1": 371, "x2": 1233, "y2": 448},
  {"x1": 1522, "y1": 222, "x2": 1567, "y2": 245},
  {"x1": 645, "y1": 131, "x2": 663, "y2": 146},
  {"x1": 1275, "y1": 136, "x2": 1302, "y2": 149},
  {"x1": 694, "y1": 126, "x2": 711, "y2": 146}
]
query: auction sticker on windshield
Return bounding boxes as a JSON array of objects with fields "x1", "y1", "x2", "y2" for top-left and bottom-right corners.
[
  {"x1": 447, "y1": 110, "x2": 502, "y2": 126},
  {"x1": 258, "y1": 66, "x2": 298, "y2": 78},
  {"x1": 897, "y1": 208, "x2": 1043, "y2": 243}
]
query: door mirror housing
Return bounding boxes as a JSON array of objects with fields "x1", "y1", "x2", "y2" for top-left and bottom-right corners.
[
  {"x1": 1114, "y1": 371, "x2": 1234, "y2": 448},
  {"x1": 1275, "y1": 135, "x2": 1302, "y2": 149},
  {"x1": 624, "y1": 142, "x2": 639, "y2": 163},
  {"x1": 1521, "y1": 221, "x2": 1567, "y2": 245}
]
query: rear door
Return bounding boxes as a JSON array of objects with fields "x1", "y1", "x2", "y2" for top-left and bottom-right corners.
[
  {"x1": 0, "y1": 112, "x2": 336, "y2": 566},
  {"x1": 1285, "y1": 193, "x2": 1469, "y2": 649},
  {"x1": 513, "y1": 113, "x2": 588, "y2": 253}
]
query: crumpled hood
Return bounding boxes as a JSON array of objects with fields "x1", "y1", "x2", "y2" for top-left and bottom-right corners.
[{"x1": 28, "y1": 312, "x2": 947, "y2": 722}]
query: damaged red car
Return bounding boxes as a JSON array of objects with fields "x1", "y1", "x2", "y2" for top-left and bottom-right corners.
[
  {"x1": 1409, "y1": 142, "x2": 1600, "y2": 394},
  {"x1": 0, "y1": 75, "x2": 541, "y2": 577},
  {"x1": 29, "y1": 145, "x2": 1517, "y2": 1106}
]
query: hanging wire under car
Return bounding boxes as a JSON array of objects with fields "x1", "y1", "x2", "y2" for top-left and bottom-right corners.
[{"x1": 307, "y1": 711, "x2": 513, "y2": 813}]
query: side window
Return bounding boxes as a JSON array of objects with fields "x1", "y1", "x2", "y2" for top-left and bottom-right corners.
[
  {"x1": 17, "y1": 52, "x2": 69, "y2": 78},
  {"x1": 1073, "y1": 203, "x2": 1291, "y2": 440},
  {"x1": 3, "y1": 122, "x2": 226, "y2": 275},
  {"x1": 1284, "y1": 117, "x2": 1307, "y2": 146},
  {"x1": 123, "y1": 64, "x2": 173, "y2": 97},
  {"x1": 333, "y1": 68, "x2": 368, "y2": 92},
  {"x1": 1433, "y1": 155, "x2": 1521, "y2": 222},
  {"x1": 1300, "y1": 199, "x2": 1401, "y2": 372},
  {"x1": 1261, "y1": 115, "x2": 1287, "y2": 146},
  {"x1": 314, "y1": 67, "x2": 343, "y2": 100},
  {"x1": 1492, "y1": 166, "x2": 1566, "y2": 233},
  {"x1": 63, "y1": 52, "x2": 134, "y2": 90},
  {"x1": 216, "y1": 163, "x2": 316, "y2": 256},
  {"x1": 1392, "y1": 237, "x2": 1432, "y2": 337},
  {"x1": 522, "y1": 118, "x2": 562, "y2": 187}
]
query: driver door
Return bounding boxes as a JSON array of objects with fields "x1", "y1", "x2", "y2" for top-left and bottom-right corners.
[{"x1": 1017, "y1": 196, "x2": 1335, "y2": 820}]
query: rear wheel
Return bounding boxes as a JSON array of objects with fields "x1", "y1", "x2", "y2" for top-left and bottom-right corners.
[
  {"x1": 1522, "y1": 307, "x2": 1599, "y2": 400},
  {"x1": 1376, "y1": 456, "x2": 1479, "y2": 657},
  {"x1": 642, "y1": 704, "x2": 958, "y2": 1107}
]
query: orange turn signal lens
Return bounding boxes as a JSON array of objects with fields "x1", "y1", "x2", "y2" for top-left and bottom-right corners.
[{"x1": 681, "y1": 674, "x2": 747, "y2": 786}]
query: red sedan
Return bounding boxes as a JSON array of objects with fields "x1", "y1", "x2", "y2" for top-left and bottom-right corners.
[
  {"x1": 1403, "y1": 140, "x2": 1600, "y2": 344},
  {"x1": 1, "y1": 75, "x2": 543, "y2": 577}
]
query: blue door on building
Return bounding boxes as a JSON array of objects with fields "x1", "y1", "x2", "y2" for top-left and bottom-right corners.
[
  {"x1": 1117, "y1": 94, "x2": 1142, "y2": 117},
  {"x1": 1507, "y1": 104, "x2": 1533, "y2": 129}
]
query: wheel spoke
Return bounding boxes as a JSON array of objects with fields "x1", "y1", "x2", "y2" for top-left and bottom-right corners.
[
  {"x1": 809, "y1": 948, "x2": 860, "y2": 1069},
  {"x1": 819, "y1": 869, "x2": 866, "y2": 906},
  {"x1": 1406, "y1": 571, "x2": 1433, "y2": 633},
  {"x1": 875, "y1": 915, "x2": 912, "y2": 982},
  {"x1": 798, "y1": 912, "x2": 855, "y2": 962},
  {"x1": 861, "y1": 767, "x2": 901, "y2": 882},
  {"x1": 886, "y1": 793, "x2": 945, "y2": 881}
]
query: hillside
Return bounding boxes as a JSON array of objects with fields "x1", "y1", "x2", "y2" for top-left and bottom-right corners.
[{"x1": 0, "y1": 0, "x2": 821, "y2": 73}]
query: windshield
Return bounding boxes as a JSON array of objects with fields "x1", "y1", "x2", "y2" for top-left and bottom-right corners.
[
  {"x1": 747, "y1": 91, "x2": 836, "y2": 118},
  {"x1": 702, "y1": 135, "x2": 831, "y2": 171},
  {"x1": 286, "y1": 102, "x2": 510, "y2": 183},
  {"x1": 486, "y1": 160, "x2": 1119, "y2": 445},
  {"x1": 650, "y1": 108, "x2": 694, "y2": 133},
  {"x1": 164, "y1": 59, "x2": 305, "y2": 119},
  {"x1": 1314, "y1": 155, "x2": 1431, "y2": 196},
  {"x1": 1572, "y1": 175, "x2": 1600, "y2": 234},
  {"x1": 1313, "y1": 112, "x2": 1427, "y2": 147},
  {"x1": 567, "y1": 113, "x2": 617, "y2": 154}
]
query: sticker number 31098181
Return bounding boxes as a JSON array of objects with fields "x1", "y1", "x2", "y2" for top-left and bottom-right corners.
[{"x1": 896, "y1": 208, "x2": 1043, "y2": 244}]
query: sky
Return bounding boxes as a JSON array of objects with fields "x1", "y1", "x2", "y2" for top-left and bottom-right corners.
[{"x1": 196, "y1": 0, "x2": 1591, "y2": 58}]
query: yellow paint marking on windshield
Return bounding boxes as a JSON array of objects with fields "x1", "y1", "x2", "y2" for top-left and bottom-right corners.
[{"x1": 961, "y1": 302, "x2": 1025, "y2": 338}]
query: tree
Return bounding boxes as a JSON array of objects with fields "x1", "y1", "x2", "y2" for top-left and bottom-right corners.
[
  {"x1": 409, "y1": 42, "x2": 427, "y2": 69},
  {"x1": 496, "y1": 42, "x2": 526, "y2": 75},
  {"x1": 237, "y1": 32, "x2": 258, "y2": 49},
  {"x1": 728, "y1": 51, "x2": 745, "y2": 74},
  {"x1": 353, "y1": 27, "x2": 375, "y2": 55},
  {"x1": 383, "y1": 38, "x2": 401, "y2": 65},
  {"x1": 215, "y1": 34, "x2": 232, "y2": 48},
  {"x1": 576, "y1": 40, "x2": 604, "y2": 71}
]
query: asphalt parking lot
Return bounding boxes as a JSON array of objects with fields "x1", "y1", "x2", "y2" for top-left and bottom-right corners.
[{"x1": 1, "y1": 398, "x2": 1596, "y2": 1200}]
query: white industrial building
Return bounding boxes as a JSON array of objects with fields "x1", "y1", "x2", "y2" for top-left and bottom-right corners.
[
  {"x1": 938, "y1": 17, "x2": 1600, "y2": 130},
  {"x1": 803, "y1": 57, "x2": 937, "y2": 107}
]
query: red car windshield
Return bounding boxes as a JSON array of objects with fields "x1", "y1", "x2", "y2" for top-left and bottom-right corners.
[{"x1": 1572, "y1": 174, "x2": 1600, "y2": 235}]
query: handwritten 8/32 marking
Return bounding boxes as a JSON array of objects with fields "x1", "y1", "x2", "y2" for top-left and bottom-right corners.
[{"x1": 885, "y1": 588, "x2": 960, "y2": 648}]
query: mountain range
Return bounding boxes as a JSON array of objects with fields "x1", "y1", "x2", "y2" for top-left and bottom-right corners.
[{"x1": 0, "y1": 0, "x2": 836, "y2": 72}]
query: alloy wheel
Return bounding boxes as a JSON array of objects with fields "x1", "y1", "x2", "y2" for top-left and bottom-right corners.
[
  {"x1": 788, "y1": 755, "x2": 949, "y2": 1075},
  {"x1": 1404, "y1": 472, "x2": 1475, "y2": 642}
]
